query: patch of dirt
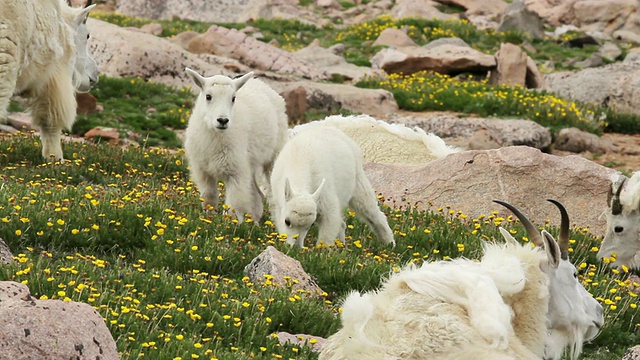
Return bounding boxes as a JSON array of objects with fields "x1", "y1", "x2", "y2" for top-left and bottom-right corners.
[{"x1": 553, "y1": 133, "x2": 640, "y2": 174}]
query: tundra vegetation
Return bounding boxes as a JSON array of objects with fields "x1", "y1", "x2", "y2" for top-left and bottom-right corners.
[{"x1": 1, "y1": 11, "x2": 640, "y2": 360}]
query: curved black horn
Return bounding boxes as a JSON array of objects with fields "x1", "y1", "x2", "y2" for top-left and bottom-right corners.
[
  {"x1": 493, "y1": 200, "x2": 544, "y2": 247},
  {"x1": 547, "y1": 199, "x2": 570, "y2": 260},
  {"x1": 610, "y1": 177, "x2": 627, "y2": 215}
]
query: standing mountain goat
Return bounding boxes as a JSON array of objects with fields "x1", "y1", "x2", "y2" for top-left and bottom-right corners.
[
  {"x1": 0, "y1": 0, "x2": 99, "y2": 161},
  {"x1": 184, "y1": 68, "x2": 288, "y2": 222},
  {"x1": 598, "y1": 171, "x2": 640, "y2": 268},
  {"x1": 320, "y1": 199, "x2": 603, "y2": 360},
  {"x1": 270, "y1": 127, "x2": 395, "y2": 248}
]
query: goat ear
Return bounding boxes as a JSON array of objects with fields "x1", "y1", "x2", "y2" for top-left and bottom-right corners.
[
  {"x1": 498, "y1": 227, "x2": 519, "y2": 246},
  {"x1": 73, "y1": 4, "x2": 96, "y2": 26},
  {"x1": 233, "y1": 72, "x2": 254, "y2": 91},
  {"x1": 284, "y1": 178, "x2": 293, "y2": 201},
  {"x1": 541, "y1": 230, "x2": 561, "y2": 269},
  {"x1": 185, "y1": 68, "x2": 206, "y2": 89},
  {"x1": 311, "y1": 179, "x2": 326, "y2": 202}
]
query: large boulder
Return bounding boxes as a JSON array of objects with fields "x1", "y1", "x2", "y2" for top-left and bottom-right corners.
[
  {"x1": 187, "y1": 25, "x2": 331, "y2": 81},
  {"x1": 0, "y1": 281, "x2": 119, "y2": 359},
  {"x1": 371, "y1": 44, "x2": 497, "y2": 76},
  {"x1": 390, "y1": 114, "x2": 552, "y2": 150},
  {"x1": 116, "y1": 0, "x2": 253, "y2": 23},
  {"x1": 87, "y1": 19, "x2": 240, "y2": 89},
  {"x1": 498, "y1": 0, "x2": 546, "y2": 39},
  {"x1": 364, "y1": 146, "x2": 617, "y2": 236},
  {"x1": 543, "y1": 60, "x2": 640, "y2": 115}
]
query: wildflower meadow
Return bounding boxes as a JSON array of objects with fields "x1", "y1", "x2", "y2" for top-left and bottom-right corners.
[{"x1": 1, "y1": 11, "x2": 639, "y2": 360}]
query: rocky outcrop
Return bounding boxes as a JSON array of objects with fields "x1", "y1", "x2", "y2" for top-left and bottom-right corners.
[
  {"x1": 0, "y1": 281, "x2": 119, "y2": 359},
  {"x1": 364, "y1": 146, "x2": 616, "y2": 236}
]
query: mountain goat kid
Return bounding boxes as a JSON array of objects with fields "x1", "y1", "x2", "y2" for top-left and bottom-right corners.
[
  {"x1": 270, "y1": 127, "x2": 395, "y2": 248},
  {"x1": 597, "y1": 171, "x2": 640, "y2": 269},
  {"x1": 184, "y1": 68, "x2": 288, "y2": 222},
  {"x1": 320, "y1": 199, "x2": 603, "y2": 360},
  {"x1": 0, "y1": 0, "x2": 99, "y2": 161}
]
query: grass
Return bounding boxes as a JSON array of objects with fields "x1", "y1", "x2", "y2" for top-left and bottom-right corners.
[{"x1": 0, "y1": 132, "x2": 639, "y2": 359}]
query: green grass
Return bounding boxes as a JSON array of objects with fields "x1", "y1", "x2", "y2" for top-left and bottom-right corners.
[
  {"x1": 72, "y1": 76, "x2": 194, "y2": 148},
  {"x1": 0, "y1": 132, "x2": 639, "y2": 359}
]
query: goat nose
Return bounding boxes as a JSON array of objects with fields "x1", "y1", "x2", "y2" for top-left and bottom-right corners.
[
  {"x1": 615, "y1": 226, "x2": 624, "y2": 233},
  {"x1": 217, "y1": 118, "x2": 229, "y2": 125}
]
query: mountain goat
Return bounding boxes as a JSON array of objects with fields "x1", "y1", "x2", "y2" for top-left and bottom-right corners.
[
  {"x1": 289, "y1": 114, "x2": 459, "y2": 165},
  {"x1": 0, "y1": 0, "x2": 99, "y2": 161},
  {"x1": 270, "y1": 126, "x2": 395, "y2": 248},
  {"x1": 597, "y1": 171, "x2": 640, "y2": 268},
  {"x1": 319, "y1": 199, "x2": 603, "y2": 360},
  {"x1": 184, "y1": 68, "x2": 288, "y2": 222}
]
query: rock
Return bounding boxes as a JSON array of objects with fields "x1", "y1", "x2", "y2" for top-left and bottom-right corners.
[
  {"x1": 525, "y1": 56, "x2": 545, "y2": 88},
  {"x1": 116, "y1": 0, "x2": 253, "y2": 23},
  {"x1": 623, "y1": 345, "x2": 640, "y2": 360},
  {"x1": 423, "y1": 37, "x2": 470, "y2": 50},
  {"x1": 391, "y1": 114, "x2": 552, "y2": 150},
  {"x1": 244, "y1": 246, "x2": 325, "y2": 295},
  {"x1": 364, "y1": 146, "x2": 617, "y2": 236},
  {"x1": 0, "y1": 281, "x2": 119, "y2": 359},
  {"x1": 389, "y1": 0, "x2": 454, "y2": 20},
  {"x1": 543, "y1": 60, "x2": 640, "y2": 114},
  {"x1": 292, "y1": 41, "x2": 377, "y2": 82},
  {"x1": 6, "y1": 112, "x2": 32, "y2": 131},
  {"x1": 187, "y1": 25, "x2": 331, "y2": 81},
  {"x1": 87, "y1": 19, "x2": 240, "y2": 89},
  {"x1": 490, "y1": 43, "x2": 528, "y2": 87},
  {"x1": 599, "y1": 42, "x2": 622, "y2": 62},
  {"x1": 523, "y1": 0, "x2": 577, "y2": 27},
  {"x1": 498, "y1": 0, "x2": 546, "y2": 39},
  {"x1": 139, "y1": 23, "x2": 163, "y2": 36},
  {"x1": 85, "y1": 127, "x2": 120, "y2": 141},
  {"x1": 0, "y1": 238, "x2": 14, "y2": 264},
  {"x1": 372, "y1": 28, "x2": 417, "y2": 47},
  {"x1": 443, "y1": 0, "x2": 508, "y2": 17},
  {"x1": 275, "y1": 332, "x2": 326, "y2": 352},
  {"x1": 315, "y1": 0, "x2": 341, "y2": 9},
  {"x1": 76, "y1": 93, "x2": 98, "y2": 115},
  {"x1": 572, "y1": 0, "x2": 638, "y2": 34},
  {"x1": 371, "y1": 44, "x2": 497, "y2": 76},
  {"x1": 168, "y1": 31, "x2": 200, "y2": 50},
  {"x1": 0, "y1": 124, "x2": 17, "y2": 134},
  {"x1": 281, "y1": 86, "x2": 308, "y2": 125},
  {"x1": 273, "y1": 81, "x2": 398, "y2": 118},
  {"x1": 573, "y1": 53, "x2": 604, "y2": 69},
  {"x1": 554, "y1": 127, "x2": 614, "y2": 154},
  {"x1": 614, "y1": 30, "x2": 640, "y2": 45}
]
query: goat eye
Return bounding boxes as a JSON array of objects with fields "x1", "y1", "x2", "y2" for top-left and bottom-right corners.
[
  {"x1": 284, "y1": 219, "x2": 291, "y2": 227},
  {"x1": 86, "y1": 34, "x2": 90, "y2": 40},
  {"x1": 573, "y1": 271, "x2": 578, "y2": 279},
  {"x1": 232, "y1": 96, "x2": 236, "y2": 103},
  {"x1": 614, "y1": 226, "x2": 624, "y2": 233},
  {"x1": 205, "y1": 94, "x2": 212, "y2": 101}
]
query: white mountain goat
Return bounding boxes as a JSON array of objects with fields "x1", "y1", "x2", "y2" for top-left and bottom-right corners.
[
  {"x1": 184, "y1": 68, "x2": 288, "y2": 222},
  {"x1": 270, "y1": 126, "x2": 395, "y2": 248},
  {"x1": 597, "y1": 171, "x2": 640, "y2": 268},
  {"x1": 289, "y1": 114, "x2": 459, "y2": 165},
  {"x1": 0, "y1": 0, "x2": 99, "y2": 161},
  {"x1": 320, "y1": 199, "x2": 603, "y2": 360}
]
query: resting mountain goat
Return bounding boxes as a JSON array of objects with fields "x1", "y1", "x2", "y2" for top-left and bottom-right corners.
[
  {"x1": 0, "y1": 0, "x2": 99, "y2": 161},
  {"x1": 270, "y1": 127, "x2": 395, "y2": 248},
  {"x1": 319, "y1": 199, "x2": 603, "y2": 360},
  {"x1": 597, "y1": 171, "x2": 640, "y2": 268},
  {"x1": 289, "y1": 114, "x2": 459, "y2": 165},
  {"x1": 184, "y1": 68, "x2": 288, "y2": 222}
]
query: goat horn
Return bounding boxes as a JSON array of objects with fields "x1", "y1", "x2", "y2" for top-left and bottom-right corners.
[
  {"x1": 493, "y1": 200, "x2": 544, "y2": 247},
  {"x1": 547, "y1": 199, "x2": 569, "y2": 260},
  {"x1": 610, "y1": 177, "x2": 627, "y2": 215}
]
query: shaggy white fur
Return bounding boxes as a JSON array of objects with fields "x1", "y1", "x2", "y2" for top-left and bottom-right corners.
[
  {"x1": 598, "y1": 171, "x2": 640, "y2": 268},
  {"x1": 0, "y1": 0, "x2": 98, "y2": 161},
  {"x1": 270, "y1": 126, "x2": 395, "y2": 248},
  {"x1": 320, "y1": 200, "x2": 604, "y2": 360},
  {"x1": 184, "y1": 69, "x2": 288, "y2": 222},
  {"x1": 288, "y1": 114, "x2": 459, "y2": 165}
]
